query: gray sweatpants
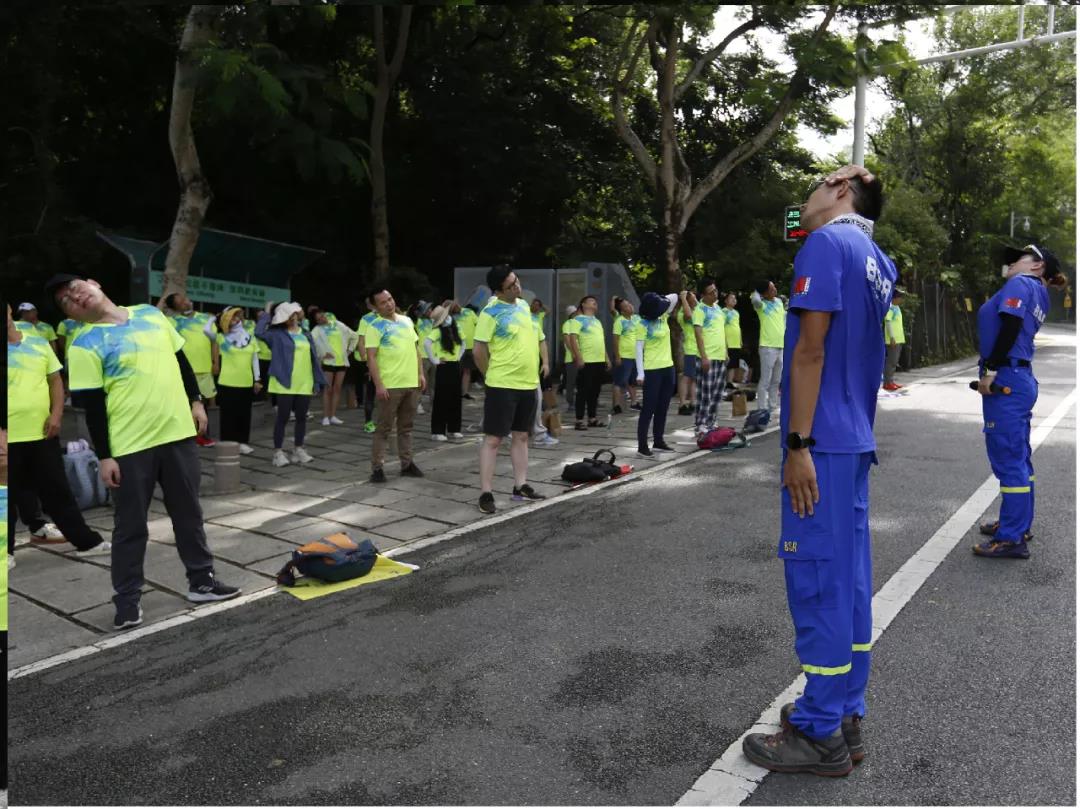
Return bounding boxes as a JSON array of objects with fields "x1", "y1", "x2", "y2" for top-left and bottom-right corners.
[
  {"x1": 757, "y1": 346, "x2": 783, "y2": 411},
  {"x1": 112, "y1": 438, "x2": 215, "y2": 608},
  {"x1": 885, "y1": 343, "x2": 902, "y2": 384}
]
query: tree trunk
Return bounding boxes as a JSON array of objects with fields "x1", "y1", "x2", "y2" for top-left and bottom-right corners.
[
  {"x1": 160, "y1": 5, "x2": 221, "y2": 304},
  {"x1": 370, "y1": 5, "x2": 413, "y2": 280}
]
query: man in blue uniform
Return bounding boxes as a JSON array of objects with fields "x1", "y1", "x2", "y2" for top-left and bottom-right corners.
[
  {"x1": 743, "y1": 168, "x2": 895, "y2": 777},
  {"x1": 972, "y1": 243, "x2": 1065, "y2": 559}
]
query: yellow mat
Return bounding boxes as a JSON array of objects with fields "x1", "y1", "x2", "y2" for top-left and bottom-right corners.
[{"x1": 280, "y1": 555, "x2": 419, "y2": 601}]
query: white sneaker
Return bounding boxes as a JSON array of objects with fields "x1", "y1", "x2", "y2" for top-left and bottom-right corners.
[
  {"x1": 431, "y1": 433, "x2": 448, "y2": 442},
  {"x1": 291, "y1": 446, "x2": 314, "y2": 464},
  {"x1": 449, "y1": 432, "x2": 465, "y2": 439},
  {"x1": 321, "y1": 416, "x2": 332, "y2": 426},
  {"x1": 31, "y1": 522, "x2": 65, "y2": 543},
  {"x1": 533, "y1": 433, "x2": 560, "y2": 447},
  {"x1": 272, "y1": 449, "x2": 291, "y2": 467},
  {"x1": 238, "y1": 443, "x2": 254, "y2": 455},
  {"x1": 329, "y1": 416, "x2": 344, "y2": 425},
  {"x1": 416, "y1": 402, "x2": 426, "y2": 415},
  {"x1": 74, "y1": 540, "x2": 112, "y2": 557}
]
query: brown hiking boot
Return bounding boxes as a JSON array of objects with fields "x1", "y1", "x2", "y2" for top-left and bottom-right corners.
[
  {"x1": 743, "y1": 722, "x2": 852, "y2": 777},
  {"x1": 781, "y1": 702, "x2": 865, "y2": 763}
]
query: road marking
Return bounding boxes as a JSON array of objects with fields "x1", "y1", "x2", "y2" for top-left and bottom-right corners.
[
  {"x1": 676, "y1": 387, "x2": 1076, "y2": 806},
  {"x1": 9, "y1": 427, "x2": 780, "y2": 680}
]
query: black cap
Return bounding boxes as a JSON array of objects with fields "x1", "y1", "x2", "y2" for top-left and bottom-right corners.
[
  {"x1": 1000, "y1": 244, "x2": 1062, "y2": 279},
  {"x1": 43, "y1": 273, "x2": 86, "y2": 299}
]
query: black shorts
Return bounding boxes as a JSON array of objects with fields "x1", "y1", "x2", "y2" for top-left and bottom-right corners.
[
  {"x1": 483, "y1": 386, "x2": 537, "y2": 436},
  {"x1": 461, "y1": 349, "x2": 476, "y2": 371},
  {"x1": 321, "y1": 364, "x2": 347, "y2": 374},
  {"x1": 726, "y1": 348, "x2": 743, "y2": 367}
]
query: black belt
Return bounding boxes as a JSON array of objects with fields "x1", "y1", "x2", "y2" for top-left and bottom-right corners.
[{"x1": 982, "y1": 358, "x2": 1031, "y2": 369}]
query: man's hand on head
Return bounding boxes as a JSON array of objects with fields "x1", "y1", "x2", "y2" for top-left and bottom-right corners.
[{"x1": 825, "y1": 165, "x2": 875, "y2": 186}]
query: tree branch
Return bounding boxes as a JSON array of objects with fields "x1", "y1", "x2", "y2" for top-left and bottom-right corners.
[
  {"x1": 675, "y1": 10, "x2": 762, "y2": 101},
  {"x1": 387, "y1": 6, "x2": 413, "y2": 82},
  {"x1": 610, "y1": 18, "x2": 658, "y2": 189},
  {"x1": 374, "y1": 5, "x2": 387, "y2": 79}
]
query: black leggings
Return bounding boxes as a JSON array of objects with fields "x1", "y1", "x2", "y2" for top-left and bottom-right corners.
[
  {"x1": 355, "y1": 362, "x2": 376, "y2": 422},
  {"x1": 273, "y1": 394, "x2": 311, "y2": 449},
  {"x1": 575, "y1": 362, "x2": 604, "y2": 421},
  {"x1": 216, "y1": 384, "x2": 254, "y2": 444},
  {"x1": 431, "y1": 361, "x2": 463, "y2": 434}
]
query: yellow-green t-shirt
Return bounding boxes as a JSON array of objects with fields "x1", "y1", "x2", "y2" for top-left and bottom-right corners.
[
  {"x1": 565, "y1": 315, "x2": 605, "y2": 363},
  {"x1": 474, "y1": 298, "x2": 541, "y2": 390},
  {"x1": 416, "y1": 318, "x2": 433, "y2": 346},
  {"x1": 170, "y1": 312, "x2": 215, "y2": 374},
  {"x1": 363, "y1": 314, "x2": 420, "y2": 389},
  {"x1": 885, "y1": 305, "x2": 906, "y2": 344},
  {"x1": 692, "y1": 302, "x2": 728, "y2": 362},
  {"x1": 638, "y1": 318, "x2": 674, "y2": 371},
  {"x1": 315, "y1": 322, "x2": 347, "y2": 366},
  {"x1": 68, "y1": 305, "x2": 196, "y2": 457},
  {"x1": 561, "y1": 318, "x2": 574, "y2": 363},
  {"x1": 757, "y1": 299, "x2": 786, "y2": 348},
  {"x1": 353, "y1": 312, "x2": 379, "y2": 361},
  {"x1": 216, "y1": 332, "x2": 258, "y2": 388},
  {"x1": 56, "y1": 318, "x2": 84, "y2": 355},
  {"x1": 268, "y1": 332, "x2": 315, "y2": 395},
  {"x1": 15, "y1": 321, "x2": 57, "y2": 343},
  {"x1": 613, "y1": 314, "x2": 641, "y2": 359},
  {"x1": 723, "y1": 308, "x2": 743, "y2": 349},
  {"x1": 7, "y1": 332, "x2": 62, "y2": 443},
  {"x1": 0, "y1": 486, "x2": 7, "y2": 631},
  {"x1": 677, "y1": 310, "x2": 698, "y2": 357},
  {"x1": 246, "y1": 319, "x2": 272, "y2": 361},
  {"x1": 457, "y1": 308, "x2": 478, "y2": 350},
  {"x1": 427, "y1": 324, "x2": 463, "y2": 362}
]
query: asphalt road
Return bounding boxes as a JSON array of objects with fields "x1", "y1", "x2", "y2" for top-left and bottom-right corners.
[{"x1": 9, "y1": 327, "x2": 1075, "y2": 806}]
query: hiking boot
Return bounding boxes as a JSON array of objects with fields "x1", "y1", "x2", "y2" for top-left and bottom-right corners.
[
  {"x1": 742, "y1": 723, "x2": 852, "y2": 777},
  {"x1": 780, "y1": 703, "x2": 865, "y2": 763},
  {"x1": 187, "y1": 575, "x2": 241, "y2": 603},
  {"x1": 478, "y1": 491, "x2": 496, "y2": 514},
  {"x1": 512, "y1": 484, "x2": 546, "y2": 502},
  {"x1": 979, "y1": 521, "x2": 1034, "y2": 542},
  {"x1": 401, "y1": 462, "x2": 424, "y2": 478},
  {"x1": 370, "y1": 467, "x2": 387, "y2": 483},
  {"x1": 113, "y1": 603, "x2": 143, "y2": 631},
  {"x1": 972, "y1": 539, "x2": 1030, "y2": 559}
]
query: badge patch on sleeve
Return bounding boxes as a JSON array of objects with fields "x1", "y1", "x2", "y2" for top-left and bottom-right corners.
[
  {"x1": 793, "y1": 276, "x2": 811, "y2": 296},
  {"x1": 1004, "y1": 297, "x2": 1024, "y2": 309}
]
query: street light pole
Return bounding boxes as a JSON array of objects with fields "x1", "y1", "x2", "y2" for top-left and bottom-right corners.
[{"x1": 853, "y1": 21, "x2": 868, "y2": 166}]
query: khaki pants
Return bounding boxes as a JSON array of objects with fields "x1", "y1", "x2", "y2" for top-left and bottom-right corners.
[{"x1": 372, "y1": 387, "x2": 419, "y2": 470}]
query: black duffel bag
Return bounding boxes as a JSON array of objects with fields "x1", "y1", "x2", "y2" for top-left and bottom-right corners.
[{"x1": 562, "y1": 449, "x2": 621, "y2": 483}]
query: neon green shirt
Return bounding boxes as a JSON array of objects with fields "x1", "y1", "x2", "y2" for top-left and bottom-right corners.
[
  {"x1": 56, "y1": 318, "x2": 84, "y2": 354},
  {"x1": 638, "y1": 318, "x2": 674, "y2": 371},
  {"x1": 561, "y1": 318, "x2": 574, "y2": 363},
  {"x1": 565, "y1": 315, "x2": 605, "y2": 363},
  {"x1": 416, "y1": 318, "x2": 433, "y2": 347},
  {"x1": 613, "y1": 314, "x2": 641, "y2": 359},
  {"x1": 268, "y1": 332, "x2": 315, "y2": 395},
  {"x1": 315, "y1": 322, "x2": 347, "y2": 366},
  {"x1": 457, "y1": 308, "x2": 478, "y2": 350},
  {"x1": 426, "y1": 323, "x2": 463, "y2": 362},
  {"x1": 884, "y1": 305, "x2": 906, "y2": 344},
  {"x1": 7, "y1": 332, "x2": 62, "y2": 443},
  {"x1": 246, "y1": 319, "x2": 272, "y2": 361},
  {"x1": 474, "y1": 298, "x2": 541, "y2": 390},
  {"x1": 363, "y1": 314, "x2": 420, "y2": 389},
  {"x1": 170, "y1": 312, "x2": 215, "y2": 374},
  {"x1": 692, "y1": 302, "x2": 728, "y2": 362},
  {"x1": 756, "y1": 298, "x2": 786, "y2": 348},
  {"x1": 723, "y1": 307, "x2": 742, "y2": 349},
  {"x1": 677, "y1": 309, "x2": 698, "y2": 357},
  {"x1": 15, "y1": 321, "x2": 57, "y2": 343},
  {"x1": 0, "y1": 486, "x2": 7, "y2": 631},
  {"x1": 354, "y1": 312, "x2": 379, "y2": 361},
  {"x1": 68, "y1": 305, "x2": 196, "y2": 457},
  {"x1": 216, "y1": 332, "x2": 258, "y2": 388}
]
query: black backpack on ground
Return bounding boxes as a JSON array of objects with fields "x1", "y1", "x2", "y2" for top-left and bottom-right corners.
[{"x1": 562, "y1": 449, "x2": 621, "y2": 483}]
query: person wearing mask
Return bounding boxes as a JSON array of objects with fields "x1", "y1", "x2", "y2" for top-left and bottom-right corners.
[
  {"x1": 692, "y1": 278, "x2": 729, "y2": 435},
  {"x1": 7, "y1": 303, "x2": 111, "y2": 564},
  {"x1": 751, "y1": 279, "x2": 786, "y2": 413},
  {"x1": 560, "y1": 304, "x2": 580, "y2": 413},
  {"x1": 610, "y1": 296, "x2": 641, "y2": 414},
  {"x1": 246, "y1": 311, "x2": 273, "y2": 402},
  {"x1": 723, "y1": 292, "x2": 744, "y2": 386},
  {"x1": 354, "y1": 302, "x2": 380, "y2": 433},
  {"x1": 972, "y1": 243, "x2": 1067, "y2": 559},
  {"x1": 424, "y1": 305, "x2": 465, "y2": 442},
  {"x1": 48, "y1": 273, "x2": 241, "y2": 629},
  {"x1": 309, "y1": 306, "x2": 357, "y2": 426},
  {"x1": 364, "y1": 287, "x2": 426, "y2": 483},
  {"x1": 164, "y1": 292, "x2": 218, "y2": 445},
  {"x1": 15, "y1": 303, "x2": 58, "y2": 353},
  {"x1": 565, "y1": 295, "x2": 610, "y2": 430},
  {"x1": 676, "y1": 291, "x2": 699, "y2": 415},
  {"x1": 473, "y1": 265, "x2": 548, "y2": 514},
  {"x1": 741, "y1": 166, "x2": 894, "y2": 777},
  {"x1": 256, "y1": 301, "x2": 326, "y2": 468},
  {"x1": 882, "y1": 288, "x2": 906, "y2": 391},
  {"x1": 634, "y1": 292, "x2": 679, "y2": 458},
  {"x1": 206, "y1": 307, "x2": 261, "y2": 455}
]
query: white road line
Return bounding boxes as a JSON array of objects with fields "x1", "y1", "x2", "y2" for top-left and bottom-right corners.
[
  {"x1": 9, "y1": 427, "x2": 780, "y2": 680},
  {"x1": 676, "y1": 387, "x2": 1076, "y2": 806}
]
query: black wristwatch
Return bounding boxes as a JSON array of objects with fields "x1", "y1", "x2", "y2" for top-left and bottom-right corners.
[{"x1": 785, "y1": 432, "x2": 816, "y2": 451}]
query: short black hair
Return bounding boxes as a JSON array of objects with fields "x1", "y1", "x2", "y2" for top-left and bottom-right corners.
[
  {"x1": 366, "y1": 287, "x2": 391, "y2": 306},
  {"x1": 699, "y1": 277, "x2": 718, "y2": 295},
  {"x1": 849, "y1": 176, "x2": 885, "y2": 221},
  {"x1": 163, "y1": 293, "x2": 180, "y2": 310},
  {"x1": 754, "y1": 279, "x2": 772, "y2": 295},
  {"x1": 579, "y1": 295, "x2": 597, "y2": 308},
  {"x1": 486, "y1": 264, "x2": 513, "y2": 293}
]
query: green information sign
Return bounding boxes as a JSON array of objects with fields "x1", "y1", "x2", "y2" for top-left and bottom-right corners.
[
  {"x1": 785, "y1": 205, "x2": 808, "y2": 242},
  {"x1": 149, "y1": 272, "x2": 290, "y2": 308}
]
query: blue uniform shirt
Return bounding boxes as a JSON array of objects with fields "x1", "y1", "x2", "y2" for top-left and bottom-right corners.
[
  {"x1": 977, "y1": 274, "x2": 1048, "y2": 363},
  {"x1": 780, "y1": 222, "x2": 897, "y2": 454}
]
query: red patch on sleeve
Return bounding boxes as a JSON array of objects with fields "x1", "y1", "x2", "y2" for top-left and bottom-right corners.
[
  {"x1": 1004, "y1": 297, "x2": 1023, "y2": 309},
  {"x1": 793, "y1": 276, "x2": 811, "y2": 295}
]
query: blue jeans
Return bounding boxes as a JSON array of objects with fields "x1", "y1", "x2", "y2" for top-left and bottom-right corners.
[{"x1": 637, "y1": 366, "x2": 675, "y2": 450}]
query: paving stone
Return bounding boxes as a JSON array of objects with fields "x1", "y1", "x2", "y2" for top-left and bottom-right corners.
[
  {"x1": 369, "y1": 516, "x2": 447, "y2": 542},
  {"x1": 10, "y1": 551, "x2": 117, "y2": 613},
  {"x1": 231, "y1": 491, "x2": 328, "y2": 512},
  {"x1": 206, "y1": 509, "x2": 324, "y2": 534},
  {"x1": 139, "y1": 543, "x2": 274, "y2": 597},
  {"x1": 299, "y1": 502, "x2": 411, "y2": 530},
  {"x1": 378, "y1": 494, "x2": 477, "y2": 525},
  {"x1": 331, "y1": 486, "x2": 412, "y2": 506},
  {"x1": 204, "y1": 527, "x2": 299, "y2": 565},
  {"x1": 8, "y1": 594, "x2": 103, "y2": 668},
  {"x1": 72, "y1": 589, "x2": 192, "y2": 633},
  {"x1": 277, "y1": 520, "x2": 363, "y2": 545},
  {"x1": 195, "y1": 497, "x2": 253, "y2": 519}
]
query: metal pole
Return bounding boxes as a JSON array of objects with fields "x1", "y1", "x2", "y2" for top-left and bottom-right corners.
[
  {"x1": 853, "y1": 21, "x2": 868, "y2": 166},
  {"x1": 1048, "y1": 5, "x2": 1055, "y2": 36},
  {"x1": 1010, "y1": 210, "x2": 1016, "y2": 238},
  {"x1": 1017, "y1": 3, "x2": 1025, "y2": 43},
  {"x1": 899, "y1": 30, "x2": 1077, "y2": 68}
]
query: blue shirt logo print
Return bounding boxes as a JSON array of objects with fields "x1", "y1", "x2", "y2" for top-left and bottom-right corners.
[{"x1": 490, "y1": 303, "x2": 524, "y2": 339}]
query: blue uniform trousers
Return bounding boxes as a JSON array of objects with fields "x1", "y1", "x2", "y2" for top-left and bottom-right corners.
[
  {"x1": 982, "y1": 365, "x2": 1037, "y2": 541},
  {"x1": 779, "y1": 451, "x2": 874, "y2": 739}
]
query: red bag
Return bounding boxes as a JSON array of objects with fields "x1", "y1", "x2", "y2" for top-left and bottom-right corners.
[{"x1": 697, "y1": 427, "x2": 737, "y2": 450}]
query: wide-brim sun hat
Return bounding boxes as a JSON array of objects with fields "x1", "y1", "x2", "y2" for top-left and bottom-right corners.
[
  {"x1": 638, "y1": 291, "x2": 668, "y2": 321},
  {"x1": 429, "y1": 305, "x2": 449, "y2": 328},
  {"x1": 272, "y1": 301, "x2": 303, "y2": 325},
  {"x1": 218, "y1": 306, "x2": 243, "y2": 333}
]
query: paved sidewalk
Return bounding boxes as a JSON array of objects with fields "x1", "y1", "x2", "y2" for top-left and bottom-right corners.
[{"x1": 9, "y1": 382, "x2": 765, "y2": 669}]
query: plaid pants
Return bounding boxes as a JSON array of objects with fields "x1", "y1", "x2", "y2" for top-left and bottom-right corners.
[{"x1": 695, "y1": 360, "x2": 727, "y2": 432}]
